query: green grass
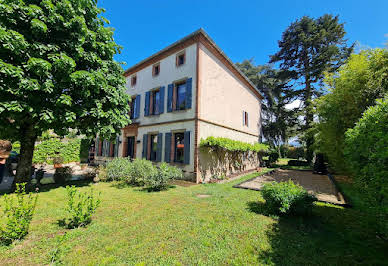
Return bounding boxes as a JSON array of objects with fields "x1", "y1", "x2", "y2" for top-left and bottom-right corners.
[{"x1": 0, "y1": 171, "x2": 386, "y2": 265}]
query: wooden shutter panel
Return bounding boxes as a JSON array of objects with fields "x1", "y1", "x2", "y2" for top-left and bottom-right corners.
[
  {"x1": 135, "y1": 95, "x2": 141, "y2": 118},
  {"x1": 159, "y1": 86, "x2": 165, "y2": 114},
  {"x1": 142, "y1": 134, "x2": 148, "y2": 159},
  {"x1": 165, "y1": 133, "x2": 172, "y2": 163},
  {"x1": 114, "y1": 136, "x2": 119, "y2": 157},
  {"x1": 184, "y1": 131, "x2": 190, "y2": 164},
  {"x1": 156, "y1": 133, "x2": 163, "y2": 162},
  {"x1": 185, "y1": 78, "x2": 192, "y2": 109},
  {"x1": 144, "y1": 91, "x2": 150, "y2": 116},
  {"x1": 167, "y1": 84, "x2": 173, "y2": 112}
]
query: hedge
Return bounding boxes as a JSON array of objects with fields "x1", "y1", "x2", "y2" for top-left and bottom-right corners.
[
  {"x1": 32, "y1": 138, "x2": 90, "y2": 164},
  {"x1": 344, "y1": 96, "x2": 388, "y2": 236},
  {"x1": 199, "y1": 137, "x2": 269, "y2": 153}
]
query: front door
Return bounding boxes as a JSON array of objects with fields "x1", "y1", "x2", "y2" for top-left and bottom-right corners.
[{"x1": 127, "y1": 136, "x2": 135, "y2": 159}]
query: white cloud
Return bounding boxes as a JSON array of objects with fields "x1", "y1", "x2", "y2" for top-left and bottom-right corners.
[{"x1": 285, "y1": 99, "x2": 302, "y2": 110}]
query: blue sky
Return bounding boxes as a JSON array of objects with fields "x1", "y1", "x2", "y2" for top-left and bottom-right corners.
[{"x1": 99, "y1": 0, "x2": 388, "y2": 70}]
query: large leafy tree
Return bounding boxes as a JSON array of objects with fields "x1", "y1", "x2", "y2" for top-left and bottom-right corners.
[
  {"x1": 237, "y1": 60, "x2": 299, "y2": 154},
  {"x1": 270, "y1": 14, "x2": 353, "y2": 162},
  {"x1": 315, "y1": 49, "x2": 388, "y2": 171},
  {"x1": 0, "y1": 0, "x2": 130, "y2": 182}
]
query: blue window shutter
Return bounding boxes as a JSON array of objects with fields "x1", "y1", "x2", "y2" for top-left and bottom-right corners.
[
  {"x1": 159, "y1": 86, "x2": 165, "y2": 114},
  {"x1": 135, "y1": 95, "x2": 141, "y2": 118},
  {"x1": 165, "y1": 133, "x2": 172, "y2": 163},
  {"x1": 142, "y1": 134, "x2": 148, "y2": 159},
  {"x1": 144, "y1": 91, "x2": 150, "y2": 116},
  {"x1": 184, "y1": 131, "x2": 190, "y2": 164},
  {"x1": 185, "y1": 78, "x2": 192, "y2": 109},
  {"x1": 167, "y1": 84, "x2": 173, "y2": 112},
  {"x1": 114, "y1": 136, "x2": 119, "y2": 157},
  {"x1": 156, "y1": 133, "x2": 163, "y2": 162}
]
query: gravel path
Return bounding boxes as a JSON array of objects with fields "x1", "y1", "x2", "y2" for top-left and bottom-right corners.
[{"x1": 235, "y1": 169, "x2": 346, "y2": 205}]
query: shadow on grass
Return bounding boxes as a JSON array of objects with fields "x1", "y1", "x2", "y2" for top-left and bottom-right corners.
[
  {"x1": 110, "y1": 181, "x2": 176, "y2": 192},
  {"x1": 35, "y1": 180, "x2": 94, "y2": 193},
  {"x1": 246, "y1": 201, "x2": 387, "y2": 265},
  {"x1": 0, "y1": 180, "x2": 94, "y2": 195}
]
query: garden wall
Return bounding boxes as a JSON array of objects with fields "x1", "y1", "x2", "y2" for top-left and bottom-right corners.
[{"x1": 198, "y1": 146, "x2": 261, "y2": 183}]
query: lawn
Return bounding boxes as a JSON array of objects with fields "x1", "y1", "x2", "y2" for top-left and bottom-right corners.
[{"x1": 0, "y1": 171, "x2": 386, "y2": 265}]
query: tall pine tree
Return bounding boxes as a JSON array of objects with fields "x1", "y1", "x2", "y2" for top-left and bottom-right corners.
[
  {"x1": 237, "y1": 60, "x2": 299, "y2": 155},
  {"x1": 270, "y1": 14, "x2": 353, "y2": 162}
]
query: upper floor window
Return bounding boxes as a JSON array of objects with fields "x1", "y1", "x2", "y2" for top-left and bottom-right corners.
[
  {"x1": 176, "y1": 51, "x2": 186, "y2": 67},
  {"x1": 131, "y1": 75, "x2": 137, "y2": 86},
  {"x1": 243, "y1": 111, "x2": 249, "y2": 126},
  {"x1": 176, "y1": 82, "x2": 186, "y2": 110},
  {"x1": 151, "y1": 89, "x2": 160, "y2": 115},
  {"x1": 129, "y1": 96, "x2": 136, "y2": 119},
  {"x1": 152, "y1": 63, "x2": 160, "y2": 76}
]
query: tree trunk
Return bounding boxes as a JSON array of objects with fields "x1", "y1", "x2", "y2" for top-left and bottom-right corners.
[
  {"x1": 15, "y1": 123, "x2": 37, "y2": 184},
  {"x1": 303, "y1": 53, "x2": 314, "y2": 164}
]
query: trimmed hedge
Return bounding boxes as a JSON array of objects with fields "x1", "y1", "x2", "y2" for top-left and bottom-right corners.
[
  {"x1": 32, "y1": 138, "x2": 86, "y2": 164},
  {"x1": 200, "y1": 137, "x2": 269, "y2": 153}
]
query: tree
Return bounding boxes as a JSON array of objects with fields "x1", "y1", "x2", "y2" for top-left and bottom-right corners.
[
  {"x1": 0, "y1": 0, "x2": 131, "y2": 183},
  {"x1": 315, "y1": 49, "x2": 388, "y2": 171},
  {"x1": 270, "y1": 14, "x2": 354, "y2": 162},
  {"x1": 237, "y1": 60, "x2": 299, "y2": 155}
]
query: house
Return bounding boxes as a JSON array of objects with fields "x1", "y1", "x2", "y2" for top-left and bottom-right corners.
[{"x1": 94, "y1": 29, "x2": 263, "y2": 183}]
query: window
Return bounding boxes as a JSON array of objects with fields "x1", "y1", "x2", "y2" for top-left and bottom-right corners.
[
  {"x1": 174, "y1": 133, "x2": 185, "y2": 163},
  {"x1": 129, "y1": 97, "x2": 136, "y2": 119},
  {"x1": 176, "y1": 52, "x2": 185, "y2": 66},
  {"x1": 150, "y1": 134, "x2": 158, "y2": 161},
  {"x1": 131, "y1": 75, "x2": 137, "y2": 86},
  {"x1": 152, "y1": 63, "x2": 160, "y2": 76},
  {"x1": 243, "y1": 111, "x2": 249, "y2": 126},
  {"x1": 176, "y1": 82, "x2": 186, "y2": 110},
  {"x1": 151, "y1": 89, "x2": 160, "y2": 115}
]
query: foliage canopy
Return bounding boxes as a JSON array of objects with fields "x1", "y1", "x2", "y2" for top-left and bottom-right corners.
[{"x1": 0, "y1": 0, "x2": 130, "y2": 181}]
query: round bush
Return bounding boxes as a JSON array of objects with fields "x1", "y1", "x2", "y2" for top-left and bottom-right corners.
[
  {"x1": 129, "y1": 159, "x2": 158, "y2": 186},
  {"x1": 261, "y1": 180, "x2": 316, "y2": 215},
  {"x1": 144, "y1": 162, "x2": 182, "y2": 191},
  {"x1": 105, "y1": 158, "x2": 132, "y2": 182}
]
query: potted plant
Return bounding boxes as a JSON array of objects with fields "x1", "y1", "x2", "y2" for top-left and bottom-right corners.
[{"x1": 53, "y1": 155, "x2": 64, "y2": 169}]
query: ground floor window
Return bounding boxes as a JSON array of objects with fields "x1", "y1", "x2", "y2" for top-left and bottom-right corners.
[
  {"x1": 150, "y1": 134, "x2": 158, "y2": 161},
  {"x1": 174, "y1": 133, "x2": 185, "y2": 163}
]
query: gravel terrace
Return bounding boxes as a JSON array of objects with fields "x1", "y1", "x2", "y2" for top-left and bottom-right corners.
[{"x1": 235, "y1": 169, "x2": 346, "y2": 205}]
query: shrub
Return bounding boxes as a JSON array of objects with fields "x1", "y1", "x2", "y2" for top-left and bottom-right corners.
[
  {"x1": 53, "y1": 167, "x2": 72, "y2": 184},
  {"x1": 64, "y1": 186, "x2": 101, "y2": 228},
  {"x1": 144, "y1": 162, "x2": 182, "y2": 191},
  {"x1": 95, "y1": 165, "x2": 107, "y2": 182},
  {"x1": 286, "y1": 146, "x2": 305, "y2": 159},
  {"x1": 0, "y1": 183, "x2": 38, "y2": 245},
  {"x1": 106, "y1": 158, "x2": 132, "y2": 182},
  {"x1": 344, "y1": 96, "x2": 388, "y2": 236},
  {"x1": 268, "y1": 151, "x2": 280, "y2": 164},
  {"x1": 129, "y1": 159, "x2": 158, "y2": 186},
  {"x1": 287, "y1": 160, "x2": 309, "y2": 166},
  {"x1": 261, "y1": 180, "x2": 316, "y2": 215}
]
